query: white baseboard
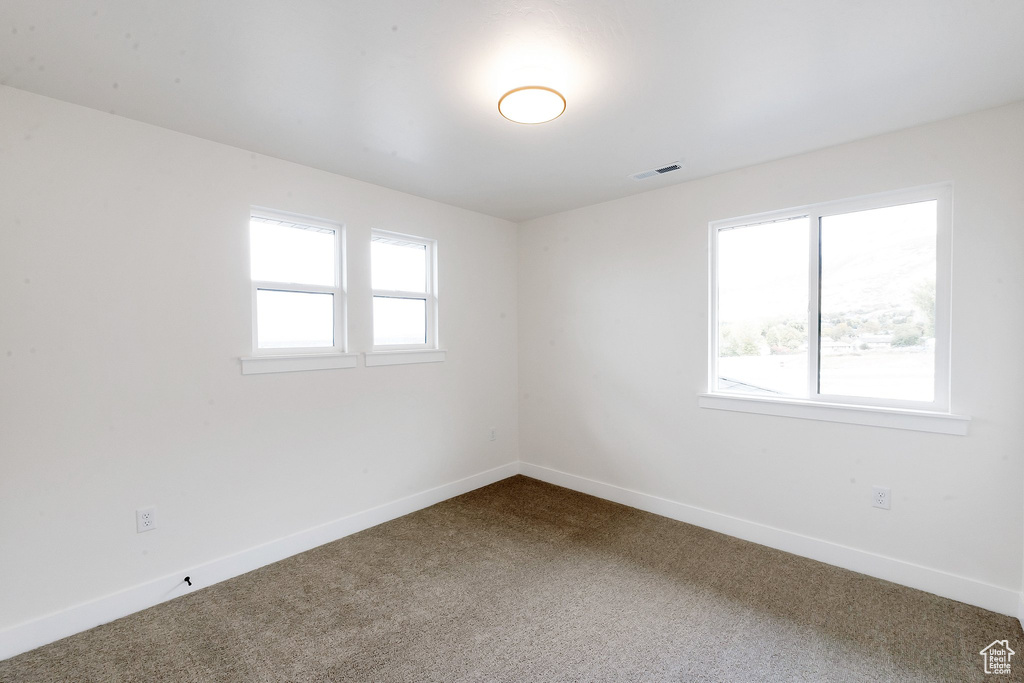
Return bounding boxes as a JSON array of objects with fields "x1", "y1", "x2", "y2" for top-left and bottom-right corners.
[
  {"x1": 0, "y1": 461, "x2": 520, "y2": 662},
  {"x1": 519, "y1": 462, "x2": 1020, "y2": 618}
]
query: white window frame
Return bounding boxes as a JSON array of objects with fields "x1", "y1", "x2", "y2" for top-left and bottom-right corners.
[
  {"x1": 241, "y1": 208, "x2": 355, "y2": 375},
  {"x1": 701, "y1": 184, "x2": 969, "y2": 434},
  {"x1": 369, "y1": 230, "x2": 439, "y2": 352}
]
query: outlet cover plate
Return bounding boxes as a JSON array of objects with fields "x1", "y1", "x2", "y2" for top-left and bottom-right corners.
[
  {"x1": 136, "y1": 507, "x2": 156, "y2": 532},
  {"x1": 872, "y1": 486, "x2": 891, "y2": 510}
]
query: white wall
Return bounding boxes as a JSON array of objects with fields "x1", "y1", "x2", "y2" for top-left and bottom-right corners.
[
  {"x1": 518, "y1": 102, "x2": 1024, "y2": 595},
  {"x1": 0, "y1": 85, "x2": 519, "y2": 632}
]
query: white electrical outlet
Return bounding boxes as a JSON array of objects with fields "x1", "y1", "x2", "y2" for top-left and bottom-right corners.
[
  {"x1": 136, "y1": 507, "x2": 157, "y2": 532},
  {"x1": 489, "y1": 428, "x2": 497, "y2": 441},
  {"x1": 872, "y1": 486, "x2": 891, "y2": 510}
]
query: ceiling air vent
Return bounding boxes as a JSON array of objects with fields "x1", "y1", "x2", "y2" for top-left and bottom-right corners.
[{"x1": 630, "y1": 162, "x2": 683, "y2": 181}]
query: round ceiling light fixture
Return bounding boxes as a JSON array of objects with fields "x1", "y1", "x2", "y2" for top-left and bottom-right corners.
[{"x1": 498, "y1": 86, "x2": 566, "y2": 124}]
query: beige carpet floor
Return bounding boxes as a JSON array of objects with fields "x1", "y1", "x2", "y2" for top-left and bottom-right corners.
[{"x1": 1, "y1": 475, "x2": 1020, "y2": 682}]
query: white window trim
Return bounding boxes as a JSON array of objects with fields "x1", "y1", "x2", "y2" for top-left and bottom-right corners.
[
  {"x1": 370, "y1": 229, "x2": 439, "y2": 353},
  {"x1": 241, "y1": 352, "x2": 358, "y2": 375},
  {"x1": 244, "y1": 207, "x2": 353, "y2": 375},
  {"x1": 364, "y1": 349, "x2": 447, "y2": 367},
  {"x1": 705, "y1": 183, "x2": 968, "y2": 434},
  {"x1": 698, "y1": 394, "x2": 969, "y2": 435}
]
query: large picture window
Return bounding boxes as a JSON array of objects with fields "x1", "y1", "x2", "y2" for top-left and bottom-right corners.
[{"x1": 708, "y1": 185, "x2": 953, "y2": 417}]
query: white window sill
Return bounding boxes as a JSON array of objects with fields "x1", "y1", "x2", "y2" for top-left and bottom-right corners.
[
  {"x1": 241, "y1": 353, "x2": 358, "y2": 375},
  {"x1": 364, "y1": 349, "x2": 446, "y2": 367},
  {"x1": 698, "y1": 393, "x2": 970, "y2": 435}
]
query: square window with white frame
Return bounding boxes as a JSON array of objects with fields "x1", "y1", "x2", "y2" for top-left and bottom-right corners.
[
  {"x1": 708, "y1": 184, "x2": 952, "y2": 413},
  {"x1": 371, "y1": 231, "x2": 437, "y2": 349},
  {"x1": 249, "y1": 209, "x2": 346, "y2": 354}
]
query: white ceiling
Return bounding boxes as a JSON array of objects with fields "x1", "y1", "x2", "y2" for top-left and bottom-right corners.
[{"x1": 2, "y1": 1, "x2": 1022, "y2": 222}]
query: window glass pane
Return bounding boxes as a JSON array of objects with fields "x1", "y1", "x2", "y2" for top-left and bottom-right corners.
[
  {"x1": 372, "y1": 238, "x2": 427, "y2": 292},
  {"x1": 819, "y1": 201, "x2": 936, "y2": 401},
  {"x1": 251, "y1": 217, "x2": 336, "y2": 286},
  {"x1": 256, "y1": 290, "x2": 334, "y2": 348},
  {"x1": 373, "y1": 296, "x2": 426, "y2": 346},
  {"x1": 717, "y1": 217, "x2": 809, "y2": 396}
]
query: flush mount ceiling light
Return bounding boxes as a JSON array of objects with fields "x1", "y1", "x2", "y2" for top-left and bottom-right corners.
[{"x1": 498, "y1": 86, "x2": 566, "y2": 124}]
